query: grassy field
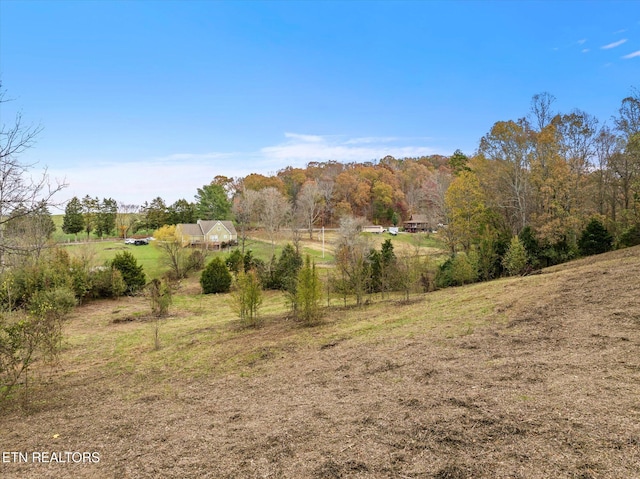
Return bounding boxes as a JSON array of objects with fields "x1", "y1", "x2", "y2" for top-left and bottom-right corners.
[
  {"x1": 55, "y1": 228, "x2": 442, "y2": 282},
  {"x1": 59, "y1": 241, "x2": 166, "y2": 280},
  {"x1": 1, "y1": 245, "x2": 639, "y2": 478}
]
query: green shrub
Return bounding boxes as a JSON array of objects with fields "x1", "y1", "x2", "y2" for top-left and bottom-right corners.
[
  {"x1": 111, "y1": 251, "x2": 146, "y2": 294},
  {"x1": 617, "y1": 224, "x2": 640, "y2": 248},
  {"x1": 225, "y1": 249, "x2": 244, "y2": 274},
  {"x1": 88, "y1": 267, "x2": 126, "y2": 299},
  {"x1": 436, "y1": 253, "x2": 477, "y2": 288},
  {"x1": 200, "y1": 257, "x2": 232, "y2": 294},
  {"x1": 451, "y1": 253, "x2": 477, "y2": 285},
  {"x1": 27, "y1": 287, "x2": 77, "y2": 321}
]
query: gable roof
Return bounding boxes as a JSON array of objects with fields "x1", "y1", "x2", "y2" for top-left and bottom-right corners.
[
  {"x1": 197, "y1": 219, "x2": 238, "y2": 236},
  {"x1": 177, "y1": 223, "x2": 204, "y2": 236},
  {"x1": 220, "y1": 221, "x2": 237, "y2": 236}
]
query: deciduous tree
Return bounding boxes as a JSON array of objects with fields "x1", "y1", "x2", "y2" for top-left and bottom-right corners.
[{"x1": 0, "y1": 84, "x2": 66, "y2": 267}]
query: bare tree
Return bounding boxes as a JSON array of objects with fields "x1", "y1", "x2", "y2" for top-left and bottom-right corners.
[
  {"x1": 4, "y1": 201, "x2": 56, "y2": 265},
  {"x1": 116, "y1": 203, "x2": 140, "y2": 239},
  {"x1": 259, "y1": 187, "x2": 291, "y2": 256},
  {"x1": 232, "y1": 186, "x2": 260, "y2": 254},
  {"x1": 529, "y1": 92, "x2": 556, "y2": 131},
  {"x1": 295, "y1": 180, "x2": 324, "y2": 239},
  {"x1": 317, "y1": 178, "x2": 335, "y2": 226},
  {"x1": 593, "y1": 126, "x2": 622, "y2": 218},
  {"x1": 333, "y1": 216, "x2": 370, "y2": 306},
  {"x1": 0, "y1": 84, "x2": 66, "y2": 268}
]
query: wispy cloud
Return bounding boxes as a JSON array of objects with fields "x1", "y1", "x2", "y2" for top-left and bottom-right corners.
[
  {"x1": 601, "y1": 39, "x2": 628, "y2": 49},
  {"x1": 614, "y1": 29, "x2": 627, "y2": 34},
  {"x1": 582, "y1": 49, "x2": 590, "y2": 53},
  {"x1": 577, "y1": 38, "x2": 587, "y2": 45},
  {"x1": 51, "y1": 133, "x2": 441, "y2": 204},
  {"x1": 622, "y1": 50, "x2": 640, "y2": 59},
  {"x1": 284, "y1": 132, "x2": 324, "y2": 143},
  {"x1": 343, "y1": 136, "x2": 399, "y2": 145},
  {"x1": 261, "y1": 133, "x2": 437, "y2": 165}
]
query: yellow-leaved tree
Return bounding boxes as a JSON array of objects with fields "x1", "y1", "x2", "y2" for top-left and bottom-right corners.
[{"x1": 444, "y1": 170, "x2": 487, "y2": 253}]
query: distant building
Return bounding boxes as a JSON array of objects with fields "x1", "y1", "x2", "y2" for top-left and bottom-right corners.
[
  {"x1": 362, "y1": 225, "x2": 385, "y2": 234},
  {"x1": 403, "y1": 214, "x2": 430, "y2": 233},
  {"x1": 176, "y1": 220, "x2": 237, "y2": 248}
]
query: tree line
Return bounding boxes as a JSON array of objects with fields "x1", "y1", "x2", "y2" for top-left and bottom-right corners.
[{"x1": 61, "y1": 89, "x2": 640, "y2": 263}]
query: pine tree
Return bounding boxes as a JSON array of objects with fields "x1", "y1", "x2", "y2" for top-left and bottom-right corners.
[
  {"x1": 578, "y1": 218, "x2": 613, "y2": 256},
  {"x1": 62, "y1": 197, "x2": 84, "y2": 238},
  {"x1": 200, "y1": 257, "x2": 232, "y2": 294},
  {"x1": 502, "y1": 235, "x2": 528, "y2": 276}
]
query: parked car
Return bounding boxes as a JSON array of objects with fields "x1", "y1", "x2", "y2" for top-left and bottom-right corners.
[{"x1": 125, "y1": 238, "x2": 149, "y2": 245}]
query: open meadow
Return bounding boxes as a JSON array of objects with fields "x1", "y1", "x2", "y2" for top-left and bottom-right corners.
[{"x1": 1, "y1": 243, "x2": 639, "y2": 478}]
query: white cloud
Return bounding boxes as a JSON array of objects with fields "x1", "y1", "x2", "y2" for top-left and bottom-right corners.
[
  {"x1": 284, "y1": 132, "x2": 324, "y2": 143},
  {"x1": 622, "y1": 50, "x2": 640, "y2": 59},
  {"x1": 601, "y1": 39, "x2": 628, "y2": 49},
  {"x1": 261, "y1": 133, "x2": 437, "y2": 165},
  {"x1": 51, "y1": 133, "x2": 441, "y2": 205},
  {"x1": 577, "y1": 38, "x2": 587, "y2": 45},
  {"x1": 343, "y1": 136, "x2": 399, "y2": 145},
  {"x1": 582, "y1": 48, "x2": 590, "y2": 53}
]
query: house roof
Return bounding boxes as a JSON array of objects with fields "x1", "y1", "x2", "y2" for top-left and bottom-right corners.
[
  {"x1": 404, "y1": 214, "x2": 429, "y2": 224},
  {"x1": 220, "y1": 221, "x2": 237, "y2": 236},
  {"x1": 197, "y1": 220, "x2": 217, "y2": 234},
  {"x1": 178, "y1": 223, "x2": 204, "y2": 236},
  {"x1": 197, "y1": 219, "x2": 238, "y2": 236}
]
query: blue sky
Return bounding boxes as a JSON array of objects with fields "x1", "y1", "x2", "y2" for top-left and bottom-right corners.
[{"x1": 1, "y1": 0, "x2": 639, "y2": 206}]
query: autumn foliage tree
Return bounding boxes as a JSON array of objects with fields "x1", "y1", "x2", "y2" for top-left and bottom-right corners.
[{"x1": 444, "y1": 170, "x2": 487, "y2": 253}]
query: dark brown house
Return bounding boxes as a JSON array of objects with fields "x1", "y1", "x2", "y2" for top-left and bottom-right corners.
[{"x1": 403, "y1": 214, "x2": 430, "y2": 233}]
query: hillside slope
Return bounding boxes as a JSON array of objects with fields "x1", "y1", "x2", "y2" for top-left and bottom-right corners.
[{"x1": 1, "y1": 247, "x2": 639, "y2": 478}]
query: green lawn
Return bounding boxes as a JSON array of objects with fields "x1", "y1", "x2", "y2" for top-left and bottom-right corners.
[
  {"x1": 206, "y1": 237, "x2": 335, "y2": 265},
  {"x1": 61, "y1": 241, "x2": 166, "y2": 279}
]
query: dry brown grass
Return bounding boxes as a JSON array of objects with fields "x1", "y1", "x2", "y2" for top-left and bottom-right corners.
[{"x1": 1, "y1": 246, "x2": 640, "y2": 478}]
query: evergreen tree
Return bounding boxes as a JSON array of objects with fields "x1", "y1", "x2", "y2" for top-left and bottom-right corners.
[
  {"x1": 195, "y1": 183, "x2": 231, "y2": 220},
  {"x1": 294, "y1": 255, "x2": 323, "y2": 324},
  {"x1": 96, "y1": 198, "x2": 117, "y2": 238},
  {"x1": 578, "y1": 218, "x2": 613, "y2": 256},
  {"x1": 62, "y1": 197, "x2": 84, "y2": 238},
  {"x1": 232, "y1": 269, "x2": 263, "y2": 326},
  {"x1": 200, "y1": 257, "x2": 232, "y2": 294},
  {"x1": 142, "y1": 197, "x2": 169, "y2": 231},
  {"x1": 269, "y1": 243, "x2": 302, "y2": 291},
  {"x1": 226, "y1": 249, "x2": 244, "y2": 275},
  {"x1": 82, "y1": 195, "x2": 99, "y2": 239},
  {"x1": 502, "y1": 235, "x2": 529, "y2": 276},
  {"x1": 111, "y1": 251, "x2": 146, "y2": 294}
]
